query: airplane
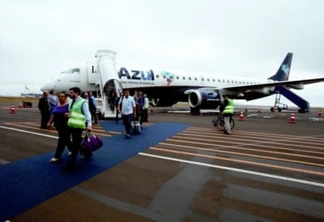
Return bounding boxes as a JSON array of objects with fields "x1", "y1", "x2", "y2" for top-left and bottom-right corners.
[{"x1": 40, "y1": 50, "x2": 324, "y2": 117}]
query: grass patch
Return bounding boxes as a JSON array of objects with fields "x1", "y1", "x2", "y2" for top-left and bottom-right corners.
[{"x1": 0, "y1": 96, "x2": 39, "y2": 103}]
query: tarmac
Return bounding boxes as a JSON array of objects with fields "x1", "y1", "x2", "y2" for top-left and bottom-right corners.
[{"x1": 0, "y1": 104, "x2": 324, "y2": 222}]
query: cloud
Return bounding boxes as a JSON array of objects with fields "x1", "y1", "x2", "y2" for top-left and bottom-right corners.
[{"x1": 1, "y1": 0, "x2": 324, "y2": 107}]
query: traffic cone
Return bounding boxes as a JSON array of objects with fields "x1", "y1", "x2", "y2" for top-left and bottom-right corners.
[
  {"x1": 239, "y1": 111, "x2": 244, "y2": 121},
  {"x1": 10, "y1": 105, "x2": 16, "y2": 114},
  {"x1": 289, "y1": 113, "x2": 295, "y2": 124},
  {"x1": 318, "y1": 111, "x2": 322, "y2": 117}
]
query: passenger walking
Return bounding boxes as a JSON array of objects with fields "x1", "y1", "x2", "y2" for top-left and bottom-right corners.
[
  {"x1": 143, "y1": 94, "x2": 149, "y2": 122},
  {"x1": 117, "y1": 89, "x2": 136, "y2": 138},
  {"x1": 47, "y1": 92, "x2": 70, "y2": 163},
  {"x1": 115, "y1": 92, "x2": 123, "y2": 124},
  {"x1": 38, "y1": 91, "x2": 50, "y2": 129},
  {"x1": 221, "y1": 94, "x2": 234, "y2": 135},
  {"x1": 88, "y1": 92, "x2": 98, "y2": 124},
  {"x1": 64, "y1": 87, "x2": 92, "y2": 171}
]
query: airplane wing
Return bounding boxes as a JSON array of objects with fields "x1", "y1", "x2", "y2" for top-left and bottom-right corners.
[{"x1": 221, "y1": 77, "x2": 324, "y2": 92}]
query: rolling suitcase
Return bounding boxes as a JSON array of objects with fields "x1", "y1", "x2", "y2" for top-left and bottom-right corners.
[{"x1": 131, "y1": 120, "x2": 141, "y2": 134}]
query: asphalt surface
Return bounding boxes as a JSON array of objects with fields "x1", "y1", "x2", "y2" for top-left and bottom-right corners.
[{"x1": 0, "y1": 105, "x2": 324, "y2": 221}]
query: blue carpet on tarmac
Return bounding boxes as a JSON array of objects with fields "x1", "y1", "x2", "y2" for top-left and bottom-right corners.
[
  {"x1": 0, "y1": 122, "x2": 189, "y2": 221},
  {"x1": 99, "y1": 120, "x2": 126, "y2": 132}
]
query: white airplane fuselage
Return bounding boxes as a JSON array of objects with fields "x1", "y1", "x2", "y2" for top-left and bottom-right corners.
[
  {"x1": 40, "y1": 51, "x2": 324, "y2": 113},
  {"x1": 41, "y1": 63, "x2": 274, "y2": 107}
]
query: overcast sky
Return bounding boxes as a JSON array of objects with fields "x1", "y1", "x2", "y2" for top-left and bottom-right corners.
[{"x1": 1, "y1": 0, "x2": 324, "y2": 107}]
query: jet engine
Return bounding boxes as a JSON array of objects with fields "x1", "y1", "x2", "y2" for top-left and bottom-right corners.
[{"x1": 188, "y1": 89, "x2": 221, "y2": 109}]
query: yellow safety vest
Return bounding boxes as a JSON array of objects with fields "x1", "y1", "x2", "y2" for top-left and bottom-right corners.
[
  {"x1": 67, "y1": 99, "x2": 86, "y2": 129},
  {"x1": 222, "y1": 99, "x2": 234, "y2": 115}
]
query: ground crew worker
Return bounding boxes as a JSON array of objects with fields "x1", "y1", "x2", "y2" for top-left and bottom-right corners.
[
  {"x1": 221, "y1": 94, "x2": 234, "y2": 134},
  {"x1": 64, "y1": 87, "x2": 92, "y2": 171}
]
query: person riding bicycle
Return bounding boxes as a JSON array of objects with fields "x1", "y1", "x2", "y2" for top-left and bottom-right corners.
[{"x1": 221, "y1": 94, "x2": 234, "y2": 134}]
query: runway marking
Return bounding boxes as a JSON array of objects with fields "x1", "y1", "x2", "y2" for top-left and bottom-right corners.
[
  {"x1": 23, "y1": 121, "x2": 105, "y2": 131},
  {"x1": 0, "y1": 158, "x2": 10, "y2": 165},
  {"x1": 180, "y1": 130, "x2": 324, "y2": 147},
  {"x1": 186, "y1": 126, "x2": 324, "y2": 141},
  {"x1": 2, "y1": 125, "x2": 324, "y2": 189},
  {"x1": 175, "y1": 133, "x2": 324, "y2": 155},
  {"x1": 139, "y1": 152, "x2": 324, "y2": 188},
  {"x1": 162, "y1": 139, "x2": 324, "y2": 161},
  {"x1": 0, "y1": 125, "x2": 59, "y2": 139},
  {"x1": 149, "y1": 147, "x2": 324, "y2": 177},
  {"x1": 172, "y1": 134, "x2": 324, "y2": 153},
  {"x1": 2, "y1": 122, "x2": 111, "y2": 137},
  {"x1": 158, "y1": 142, "x2": 324, "y2": 168},
  {"x1": 183, "y1": 127, "x2": 324, "y2": 142}
]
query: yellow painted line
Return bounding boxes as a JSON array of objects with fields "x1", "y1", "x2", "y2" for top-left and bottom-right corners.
[
  {"x1": 170, "y1": 134, "x2": 324, "y2": 156},
  {"x1": 158, "y1": 142, "x2": 324, "y2": 167},
  {"x1": 175, "y1": 132, "x2": 324, "y2": 150},
  {"x1": 181, "y1": 129, "x2": 324, "y2": 144},
  {"x1": 184, "y1": 127, "x2": 324, "y2": 142},
  {"x1": 107, "y1": 131, "x2": 122, "y2": 134}
]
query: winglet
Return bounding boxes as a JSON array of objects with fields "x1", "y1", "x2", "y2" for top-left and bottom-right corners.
[{"x1": 268, "y1": 52, "x2": 293, "y2": 81}]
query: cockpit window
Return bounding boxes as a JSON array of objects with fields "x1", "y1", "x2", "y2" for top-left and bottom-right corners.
[{"x1": 61, "y1": 68, "x2": 80, "y2": 74}]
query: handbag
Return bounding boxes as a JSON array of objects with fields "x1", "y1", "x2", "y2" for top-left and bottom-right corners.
[{"x1": 80, "y1": 132, "x2": 103, "y2": 154}]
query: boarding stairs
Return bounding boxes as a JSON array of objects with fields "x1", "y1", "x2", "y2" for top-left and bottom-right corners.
[
  {"x1": 94, "y1": 50, "x2": 123, "y2": 119},
  {"x1": 272, "y1": 86, "x2": 310, "y2": 113}
]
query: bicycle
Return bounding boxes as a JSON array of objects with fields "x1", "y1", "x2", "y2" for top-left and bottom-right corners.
[{"x1": 212, "y1": 115, "x2": 235, "y2": 131}]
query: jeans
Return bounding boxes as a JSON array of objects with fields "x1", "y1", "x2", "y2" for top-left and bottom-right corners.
[{"x1": 122, "y1": 114, "x2": 133, "y2": 135}]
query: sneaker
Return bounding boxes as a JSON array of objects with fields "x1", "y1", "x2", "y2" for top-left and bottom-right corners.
[{"x1": 49, "y1": 158, "x2": 59, "y2": 163}]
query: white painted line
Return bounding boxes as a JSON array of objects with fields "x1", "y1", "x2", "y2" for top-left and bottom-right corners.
[
  {"x1": 0, "y1": 125, "x2": 58, "y2": 139},
  {"x1": 138, "y1": 152, "x2": 324, "y2": 188},
  {"x1": 0, "y1": 158, "x2": 10, "y2": 165},
  {"x1": 2, "y1": 124, "x2": 324, "y2": 188}
]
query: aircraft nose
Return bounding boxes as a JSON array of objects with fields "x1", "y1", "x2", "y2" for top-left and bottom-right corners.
[
  {"x1": 40, "y1": 84, "x2": 46, "y2": 91},
  {"x1": 40, "y1": 82, "x2": 51, "y2": 92}
]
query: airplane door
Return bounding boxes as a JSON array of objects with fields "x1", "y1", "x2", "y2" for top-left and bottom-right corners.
[
  {"x1": 103, "y1": 79, "x2": 123, "y2": 98},
  {"x1": 87, "y1": 63, "x2": 96, "y2": 84}
]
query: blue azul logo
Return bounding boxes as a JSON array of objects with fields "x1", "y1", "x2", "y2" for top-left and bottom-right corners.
[
  {"x1": 140, "y1": 70, "x2": 153, "y2": 81},
  {"x1": 160, "y1": 71, "x2": 175, "y2": 86},
  {"x1": 281, "y1": 64, "x2": 290, "y2": 80},
  {"x1": 281, "y1": 64, "x2": 290, "y2": 75}
]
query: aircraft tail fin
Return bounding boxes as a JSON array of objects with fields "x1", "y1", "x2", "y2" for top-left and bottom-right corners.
[{"x1": 268, "y1": 52, "x2": 293, "y2": 81}]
